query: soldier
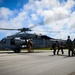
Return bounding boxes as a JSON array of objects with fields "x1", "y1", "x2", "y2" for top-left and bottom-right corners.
[
  {"x1": 52, "y1": 41, "x2": 58, "y2": 55},
  {"x1": 66, "y1": 36, "x2": 74, "y2": 56},
  {"x1": 27, "y1": 39, "x2": 34, "y2": 53},
  {"x1": 57, "y1": 42, "x2": 64, "y2": 55}
]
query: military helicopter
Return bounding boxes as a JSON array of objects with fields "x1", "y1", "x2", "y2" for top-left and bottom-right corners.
[{"x1": 0, "y1": 26, "x2": 42, "y2": 53}]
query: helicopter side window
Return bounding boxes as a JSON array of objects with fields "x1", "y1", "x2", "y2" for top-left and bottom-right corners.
[{"x1": 11, "y1": 39, "x2": 15, "y2": 45}]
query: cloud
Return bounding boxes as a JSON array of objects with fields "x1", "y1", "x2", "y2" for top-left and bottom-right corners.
[
  {"x1": 0, "y1": 7, "x2": 14, "y2": 19},
  {"x1": 41, "y1": 7, "x2": 70, "y2": 25},
  {"x1": 0, "y1": 0, "x2": 75, "y2": 40},
  {"x1": 63, "y1": 0, "x2": 75, "y2": 10}
]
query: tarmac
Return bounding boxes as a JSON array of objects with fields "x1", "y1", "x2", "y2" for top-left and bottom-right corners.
[{"x1": 0, "y1": 50, "x2": 75, "y2": 75}]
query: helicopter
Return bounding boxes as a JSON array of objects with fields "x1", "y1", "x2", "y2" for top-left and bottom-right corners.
[{"x1": 0, "y1": 26, "x2": 44, "y2": 53}]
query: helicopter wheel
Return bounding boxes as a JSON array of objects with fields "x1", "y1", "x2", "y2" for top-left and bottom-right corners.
[{"x1": 14, "y1": 49, "x2": 20, "y2": 53}]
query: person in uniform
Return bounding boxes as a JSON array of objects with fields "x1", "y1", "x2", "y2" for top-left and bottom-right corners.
[
  {"x1": 57, "y1": 42, "x2": 64, "y2": 55},
  {"x1": 27, "y1": 39, "x2": 34, "y2": 53},
  {"x1": 66, "y1": 36, "x2": 74, "y2": 56},
  {"x1": 52, "y1": 41, "x2": 58, "y2": 55}
]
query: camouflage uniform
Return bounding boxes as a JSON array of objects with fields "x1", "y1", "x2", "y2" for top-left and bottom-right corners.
[{"x1": 28, "y1": 40, "x2": 34, "y2": 53}]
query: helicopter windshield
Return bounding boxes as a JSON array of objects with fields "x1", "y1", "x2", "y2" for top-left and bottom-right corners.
[{"x1": 0, "y1": 38, "x2": 6, "y2": 44}]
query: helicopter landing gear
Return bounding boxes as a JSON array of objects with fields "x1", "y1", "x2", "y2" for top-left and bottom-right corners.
[
  {"x1": 14, "y1": 48, "x2": 20, "y2": 53},
  {"x1": 14, "y1": 45, "x2": 21, "y2": 53}
]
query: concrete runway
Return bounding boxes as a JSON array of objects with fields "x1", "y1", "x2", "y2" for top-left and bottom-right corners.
[{"x1": 0, "y1": 50, "x2": 75, "y2": 75}]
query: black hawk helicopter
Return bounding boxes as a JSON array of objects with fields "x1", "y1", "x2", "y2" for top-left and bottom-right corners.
[{"x1": 0, "y1": 26, "x2": 42, "y2": 53}]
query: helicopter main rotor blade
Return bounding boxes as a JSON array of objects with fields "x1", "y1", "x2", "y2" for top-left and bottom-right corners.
[
  {"x1": 31, "y1": 30, "x2": 60, "y2": 33},
  {"x1": 0, "y1": 16, "x2": 69, "y2": 32},
  {"x1": 0, "y1": 28, "x2": 18, "y2": 30},
  {"x1": 0, "y1": 28, "x2": 60, "y2": 33},
  {"x1": 28, "y1": 16, "x2": 69, "y2": 29},
  {"x1": 0, "y1": 28, "x2": 31, "y2": 31},
  {"x1": 29, "y1": 22, "x2": 43, "y2": 29}
]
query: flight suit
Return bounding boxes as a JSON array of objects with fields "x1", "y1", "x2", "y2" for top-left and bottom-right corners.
[
  {"x1": 66, "y1": 39, "x2": 74, "y2": 56},
  {"x1": 52, "y1": 42, "x2": 57, "y2": 55},
  {"x1": 57, "y1": 42, "x2": 64, "y2": 55}
]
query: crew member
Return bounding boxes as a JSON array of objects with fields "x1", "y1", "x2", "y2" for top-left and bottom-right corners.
[
  {"x1": 66, "y1": 36, "x2": 74, "y2": 56},
  {"x1": 51, "y1": 41, "x2": 58, "y2": 55},
  {"x1": 57, "y1": 42, "x2": 64, "y2": 55},
  {"x1": 27, "y1": 39, "x2": 34, "y2": 53}
]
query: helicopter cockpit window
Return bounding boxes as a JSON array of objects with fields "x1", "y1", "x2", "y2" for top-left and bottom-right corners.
[{"x1": 1, "y1": 39, "x2": 6, "y2": 44}]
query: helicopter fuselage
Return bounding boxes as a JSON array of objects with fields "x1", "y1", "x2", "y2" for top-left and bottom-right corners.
[{"x1": 0, "y1": 33, "x2": 39, "y2": 53}]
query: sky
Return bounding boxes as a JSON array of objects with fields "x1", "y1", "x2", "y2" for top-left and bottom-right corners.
[{"x1": 0, "y1": 0, "x2": 75, "y2": 40}]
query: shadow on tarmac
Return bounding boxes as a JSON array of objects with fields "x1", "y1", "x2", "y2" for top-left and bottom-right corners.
[
  {"x1": 0, "y1": 50, "x2": 46, "y2": 54},
  {"x1": 49, "y1": 54, "x2": 68, "y2": 57},
  {"x1": 49, "y1": 54, "x2": 75, "y2": 58}
]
